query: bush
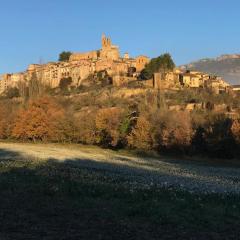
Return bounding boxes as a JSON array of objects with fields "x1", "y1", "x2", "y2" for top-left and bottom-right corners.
[
  {"x1": 73, "y1": 111, "x2": 97, "y2": 145},
  {"x1": 95, "y1": 107, "x2": 125, "y2": 148},
  {"x1": 127, "y1": 116, "x2": 153, "y2": 150},
  {"x1": 154, "y1": 111, "x2": 193, "y2": 153},
  {"x1": 59, "y1": 77, "x2": 72, "y2": 93},
  {"x1": 231, "y1": 119, "x2": 240, "y2": 144},
  {"x1": 5, "y1": 87, "x2": 20, "y2": 99}
]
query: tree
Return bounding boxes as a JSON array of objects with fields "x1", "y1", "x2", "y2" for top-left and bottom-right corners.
[
  {"x1": 5, "y1": 87, "x2": 20, "y2": 99},
  {"x1": 28, "y1": 72, "x2": 45, "y2": 99},
  {"x1": 73, "y1": 111, "x2": 97, "y2": 144},
  {"x1": 127, "y1": 116, "x2": 153, "y2": 150},
  {"x1": 0, "y1": 105, "x2": 9, "y2": 138},
  {"x1": 17, "y1": 80, "x2": 29, "y2": 100},
  {"x1": 205, "y1": 116, "x2": 235, "y2": 158},
  {"x1": 12, "y1": 97, "x2": 66, "y2": 142},
  {"x1": 150, "y1": 111, "x2": 193, "y2": 153},
  {"x1": 59, "y1": 77, "x2": 72, "y2": 92},
  {"x1": 140, "y1": 53, "x2": 175, "y2": 80},
  {"x1": 59, "y1": 51, "x2": 72, "y2": 62},
  {"x1": 191, "y1": 126, "x2": 208, "y2": 153},
  {"x1": 231, "y1": 119, "x2": 240, "y2": 144},
  {"x1": 95, "y1": 107, "x2": 125, "y2": 147}
]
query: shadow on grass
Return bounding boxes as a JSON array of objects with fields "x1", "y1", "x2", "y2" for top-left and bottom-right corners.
[{"x1": 0, "y1": 148, "x2": 239, "y2": 239}]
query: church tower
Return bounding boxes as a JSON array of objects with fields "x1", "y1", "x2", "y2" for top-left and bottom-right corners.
[
  {"x1": 100, "y1": 33, "x2": 120, "y2": 60},
  {"x1": 102, "y1": 33, "x2": 111, "y2": 49},
  {"x1": 102, "y1": 33, "x2": 106, "y2": 48}
]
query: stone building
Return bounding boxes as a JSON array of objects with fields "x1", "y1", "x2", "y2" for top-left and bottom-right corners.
[
  {"x1": 140, "y1": 68, "x2": 230, "y2": 94},
  {"x1": 136, "y1": 56, "x2": 150, "y2": 72},
  {"x1": 69, "y1": 34, "x2": 120, "y2": 62},
  {"x1": 0, "y1": 34, "x2": 231, "y2": 95},
  {"x1": 204, "y1": 78, "x2": 230, "y2": 94},
  {"x1": 0, "y1": 74, "x2": 11, "y2": 93},
  {"x1": 0, "y1": 34, "x2": 150, "y2": 93}
]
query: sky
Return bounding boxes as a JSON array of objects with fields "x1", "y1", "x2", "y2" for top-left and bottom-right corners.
[{"x1": 0, "y1": 0, "x2": 239, "y2": 74}]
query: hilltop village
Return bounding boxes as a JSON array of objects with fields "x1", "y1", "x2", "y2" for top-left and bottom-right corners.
[
  {"x1": 0, "y1": 34, "x2": 233, "y2": 95},
  {"x1": 0, "y1": 34, "x2": 148, "y2": 93},
  {"x1": 0, "y1": 34, "x2": 240, "y2": 159}
]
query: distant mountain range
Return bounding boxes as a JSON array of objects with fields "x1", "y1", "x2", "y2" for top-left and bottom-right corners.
[{"x1": 181, "y1": 54, "x2": 240, "y2": 85}]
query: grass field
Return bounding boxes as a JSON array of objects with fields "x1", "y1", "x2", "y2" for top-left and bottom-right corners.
[{"x1": 0, "y1": 143, "x2": 239, "y2": 239}]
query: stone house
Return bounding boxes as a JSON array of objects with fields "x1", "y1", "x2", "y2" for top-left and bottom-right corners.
[{"x1": 0, "y1": 34, "x2": 231, "y2": 95}]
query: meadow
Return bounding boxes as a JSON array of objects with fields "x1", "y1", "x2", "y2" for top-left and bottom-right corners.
[{"x1": 0, "y1": 143, "x2": 239, "y2": 239}]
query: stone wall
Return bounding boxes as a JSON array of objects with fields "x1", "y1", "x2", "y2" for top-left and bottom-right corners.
[
  {"x1": 69, "y1": 51, "x2": 98, "y2": 61},
  {"x1": 112, "y1": 76, "x2": 136, "y2": 87}
]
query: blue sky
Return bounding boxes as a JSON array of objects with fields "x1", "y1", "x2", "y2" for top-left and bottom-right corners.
[{"x1": 0, "y1": 0, "x2": 239, "y2": 74}]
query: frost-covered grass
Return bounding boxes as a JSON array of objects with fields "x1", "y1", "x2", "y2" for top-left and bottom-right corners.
[{"x1": 0, "y1": 153, "x2": 239, "y2": 239}]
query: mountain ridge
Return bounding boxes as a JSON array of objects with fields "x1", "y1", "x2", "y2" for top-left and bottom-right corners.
[{"x1": 181, "y1": 54, "x2": 240, "y2": 85}]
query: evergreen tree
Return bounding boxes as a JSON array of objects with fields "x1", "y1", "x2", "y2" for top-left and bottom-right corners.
[
  {"x1": 140, "y1": 53, "x2": 175, "y2": 80},
  {"x1": 58, "y1": 51, "x2": 72, "y2": 61}
]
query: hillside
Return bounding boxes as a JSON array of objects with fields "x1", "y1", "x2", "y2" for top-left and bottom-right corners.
[{"x1": 181, "y1": 54, "x2": 240, "y2": 85}]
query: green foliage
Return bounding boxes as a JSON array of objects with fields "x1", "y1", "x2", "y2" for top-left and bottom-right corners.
[
  {"x1": 59, "y1": 77, "x2": 72, "y2": 93},
  {"x1": 4, "y1": 87, "x2": 20, "y2": 99},
  {"x1": 140, "y1": 53, "x2": 175, "y2": 80},
  {"x1": 58, "y1": 51, "x2": 72, "y2": 62},
  {"x1": 120, "y1": 117, "x2": 131, "y2": 135}
]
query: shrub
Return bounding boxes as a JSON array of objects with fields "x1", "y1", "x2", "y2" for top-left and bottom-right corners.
[
  {"x1": 127, "y1": 116, "x2": 153, "y2": 150},
  {"x1": 73, "y1": 111, "x2": 97, "y2": 145},
  {"x1": 95, "y1": 107, "x2": 125, "y2": 147},
  {"x1": 5, "y1": 87, "x2": 20, "y2": 99},
  {"x1": 231, "y1": 119, "x2": 240, "y2": 144},
  {"x1": 156, "y1": 111, "x2": 193, "y2": 152},
  {"x1": 59, "y1": 77, "x2": 72, "y2": 93}
]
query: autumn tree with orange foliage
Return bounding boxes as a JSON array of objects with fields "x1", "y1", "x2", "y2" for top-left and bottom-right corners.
[
  {"x1": 0, "y1": 105, "x2": 9, "y2": 139},
  {"x1": 95, "y1": 107, "x2": 125, "y2": 147},
  {"x1": 127, "y1": 116, "x2": 153, "y2": 150},
  {"x1": 12, "y1": 97, "x2": 67, "y2": 142},
  {"x1": 231, "y1": 119, "x2": 240, "y2": 144},
  {"x1": 0, "y1": 101, "x2": 17, "y2": 139},
  {"x1": 158, "y1": 112, "x2": 193, "y2": 152},
  {"x1": 127, "y1": 111, "x2": 193, "y2": 152},
  {"x1": 73, "y1": 111, "x2": 97, "y2": 145}
]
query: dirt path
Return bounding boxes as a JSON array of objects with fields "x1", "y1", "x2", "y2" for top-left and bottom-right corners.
[{"x1": 0, "y1": 142, "x2": 240, "y2": 194}]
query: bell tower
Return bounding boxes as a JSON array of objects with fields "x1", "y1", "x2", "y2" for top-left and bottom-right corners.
[
  {"x1": 102, "y1": 33, "x2": 111, "y2": 49},
  {"x1": 100, "y1": 33, "x2": 120, "y2": 60},
  {"x1": 102, "y1": 33, "x2": 106, "y2": 48}
]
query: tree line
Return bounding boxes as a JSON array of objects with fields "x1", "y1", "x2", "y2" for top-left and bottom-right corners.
[{"x1": 0, "y1": 96, "x2": 239, "y2": 159}]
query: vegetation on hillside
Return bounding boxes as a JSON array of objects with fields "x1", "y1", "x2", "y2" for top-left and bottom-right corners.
[
  {"x1": 0, "y1": 85, "x2": 239, "y2": 159},
  {"x1": 58, "y1": 51, "x2": 72, "y2": 61},
  {"x1": 0, "y1": 52, "x2": 240, "y2": 159},
  {"x1": 140, "y1": 53, "x2": 175, "y2": 80},
  {"x1": 4, "y1": 87, "x2": 20, "y2": 99}
]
